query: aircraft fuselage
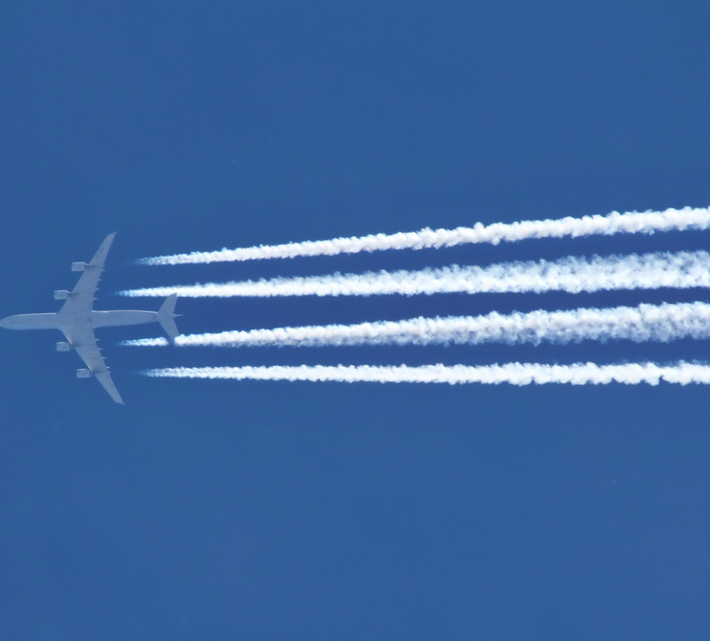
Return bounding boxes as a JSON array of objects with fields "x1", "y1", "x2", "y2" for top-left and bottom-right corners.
[{"x1": 0, "y1": 310, "x2": 160, "y2": 331}]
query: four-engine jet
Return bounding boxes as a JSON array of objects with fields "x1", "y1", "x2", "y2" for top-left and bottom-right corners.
[{"x1": 0, "y1": 233, "x2": 179, "y2": 404}]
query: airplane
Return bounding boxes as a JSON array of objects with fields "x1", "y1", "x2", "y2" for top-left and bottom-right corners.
[{"x1": 0, "y1": 233, "x2": 179, "y2": 404}]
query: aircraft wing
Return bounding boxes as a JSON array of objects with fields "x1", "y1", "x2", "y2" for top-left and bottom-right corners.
[
  {"x1": 62, "y1": 325, "x2": 125, "y2": 404},
  {"x1": 61, "y1": 233, "x2": 116, "y2": 314}
]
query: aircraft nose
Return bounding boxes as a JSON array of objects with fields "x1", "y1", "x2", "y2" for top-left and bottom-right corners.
[{"x1": 0, "y1": 316, "x2": 13, "y2": 329}]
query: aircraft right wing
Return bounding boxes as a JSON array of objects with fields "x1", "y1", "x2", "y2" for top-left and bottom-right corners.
[
  {"x1": 61, "y1": 233, "x2": 116, "y2": 314},
  {"x1": 62, "y1": 325, "x2": 124, "y2": 404}
]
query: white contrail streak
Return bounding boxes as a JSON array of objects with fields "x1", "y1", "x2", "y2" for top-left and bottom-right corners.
[
  {"x1": 121, "y1": 302, "x2": 710, "y2": 349},
  {"x1": 139, "y1": 206, "x2": 710, "y2": 265},
  {"x1": 120, "y1": 251, "x2": 710, "y2": 299},
  {"x1": 143, "y1": 362, "x2": 710, "y2": 386}
]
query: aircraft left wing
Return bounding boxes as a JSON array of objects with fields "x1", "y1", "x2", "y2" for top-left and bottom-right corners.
[
  {"x1": 62, "y1": 325, "x2": 125, "y2": 404},
  {"x1": 61, "y1": 233, "x2": 116, "y2": 314}
]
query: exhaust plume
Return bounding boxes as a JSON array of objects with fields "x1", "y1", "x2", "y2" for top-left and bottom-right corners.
[
  {"x1": 120, "y1": 250, "x2": 710, "y2": 299},
  {"x1": 121, "y1": 302, "x2": 710, "y2": 349},
  {"x1": 143, "y1": 362, "x2": 710, "y2": 385},
  {"x1": 139, "y1": 206, "x2": 710, "y2": 265}
]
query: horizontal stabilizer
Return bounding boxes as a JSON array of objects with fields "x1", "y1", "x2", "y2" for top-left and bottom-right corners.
[
  {"x1": 158, "y1": 294, "x2": 180, "y2": 342},
  {"x1": 160, "y1": 318, "x2": 180, "y2": 342},
  {"x1": 159, "y1": 293, "x2": 177, "y2": 316}
]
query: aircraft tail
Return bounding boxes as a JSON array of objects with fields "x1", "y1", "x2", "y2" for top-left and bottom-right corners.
[{"x1": 158, "y1": 294, "x2": 180, "y2": 342}]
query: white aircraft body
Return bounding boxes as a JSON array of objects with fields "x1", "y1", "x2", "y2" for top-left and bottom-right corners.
[{"x1": 0, "y1": 233, "x2": 179, "y2": 404}]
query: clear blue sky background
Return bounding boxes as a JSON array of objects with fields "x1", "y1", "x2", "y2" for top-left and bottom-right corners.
[{"x1": 1, "y1": 2, "x2": 710, "y2": 639}]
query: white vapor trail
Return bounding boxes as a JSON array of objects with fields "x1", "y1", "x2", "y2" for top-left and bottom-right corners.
[
  {"x1": 121, "y1": 302, "x2": 710, "y2": 349},
  {"x1": 120, "y1": 251, "x2": 710, "y2": 299},
  {"x1": 143, "y1": 362, "x2": 710, "y2": 386},
  {"x1": 139, "y1": 206, "x2": 710, "y2": 265}
]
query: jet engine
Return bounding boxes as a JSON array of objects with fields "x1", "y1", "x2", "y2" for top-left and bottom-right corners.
[
  {"x1": 56, "y1": 341, "x2": 72, "y2": 352},
  {"x1": 76, "y1": 369, "x2": 93, "y2": 378},
  {"x1": 54, "y1": 290, "x2": 70, "y2": 300},
  {"x1": 72, "y1": 262, "x2": 88, "y2": 272}
]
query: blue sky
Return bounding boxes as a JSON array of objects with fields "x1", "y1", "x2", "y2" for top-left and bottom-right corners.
[{"x1": 1, "y1": 2, "x2": 710, "y2": 639}]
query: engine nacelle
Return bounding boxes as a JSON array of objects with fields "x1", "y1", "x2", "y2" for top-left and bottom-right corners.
[
  {"x1": 56, "y1": 341, "x2": 72, "y2": 352},
  {"x1": 72, "y1": 262, "x2": 88, "y2": 272},
  {"x1": 76, "y1": 368, "x2": 93, "y2": 379},
  {"x1": 54, "y1": 289, "x2": 70, "y2": 300}
]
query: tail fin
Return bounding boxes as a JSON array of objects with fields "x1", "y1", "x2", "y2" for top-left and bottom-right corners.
[{"x1": 158, "y1": 294, "x2": 180, "y2": 342}]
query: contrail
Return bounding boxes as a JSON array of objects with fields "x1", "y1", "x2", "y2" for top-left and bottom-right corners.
[
  {"x1": 139, "y1": 206, "x2": 710, "y2": 265},
  {"x1": 143, "y1": 362, "x2": 710, "y2": 385},
  {"x1": 121, "y1": 302, "x2": 710, "y2": 349},
  {"x1": 120, "y1": 250, "x2": 710, "y2": 299}
]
